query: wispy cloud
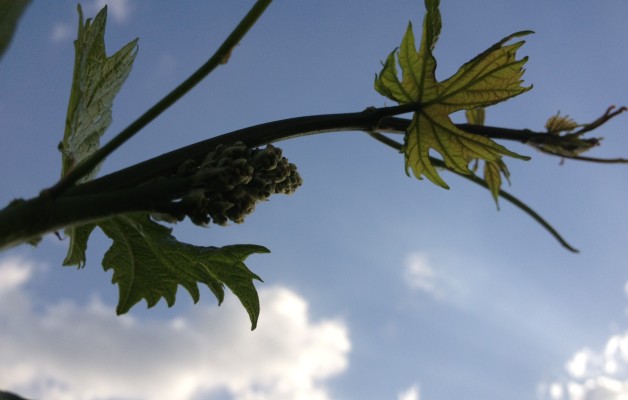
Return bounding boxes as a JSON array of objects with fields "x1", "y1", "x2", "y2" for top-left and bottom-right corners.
[
  {"x1": 398, "y1": 383, "x2": 421, "y2": 400},
  {"x1": 404, "y1": 252, "x2": 437, "y2": 295},
  {"x1": 0, "y1": 257, "x2": 351, "y2": 400},
  {"x1": 402, "y1": 252, "x2": 466, "y2": 303},
  {"x1": 50, "y1": 23, "x2": 73, "y2": 43}
]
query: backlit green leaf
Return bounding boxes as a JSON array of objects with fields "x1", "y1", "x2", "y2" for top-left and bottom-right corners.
[
  {"x1": 483, "y1": 159, "x2": 510, "y2": 207},
  {"x1": 406, "y1": 105, "x2": 523, "y2": 188},
  {"x1": 375, "y1": 0, "x2": 531, "y2": 188},
  {"x1": 465, "y1": 108, "x2": 485, "y2": 126},
  {"x1": 545, "y1": 112, "x2": 579, "y2": 134},
  {"x1": 60, "y1": 5, "x2": 138, "y2": 182},
  {"x1": 100, "y1": 213, "x2": 268, "y2": 330},
  {"x1": 375, "y1": 51, "x2": 413, "y2": 103},
  {"x1": 437, "y1": 31, "x2": 533, "y2": 113},
  {"x1": 464, "y1": 108, "x2": 510, "y2": 206}
]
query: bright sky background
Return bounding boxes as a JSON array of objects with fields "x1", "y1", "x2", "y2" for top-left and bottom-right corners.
[{"x1": 1, "y1": 1, "x2": 627, "y2": 399}]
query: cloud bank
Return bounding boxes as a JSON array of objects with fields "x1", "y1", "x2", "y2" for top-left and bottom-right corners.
[
  {"x1": 0, "y1": 257, "x2": 350, "y2": 400},
  {"x1": 538, "y1": 283, "x2": 628, "y2": 400},
  {"x1": 539, "y1": 333, "x2": 628, "y2": 400}
]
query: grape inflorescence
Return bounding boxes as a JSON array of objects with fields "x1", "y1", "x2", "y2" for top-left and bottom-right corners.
[{"x1": 173, "y1": 142, "x2": 302, "y2": 226}]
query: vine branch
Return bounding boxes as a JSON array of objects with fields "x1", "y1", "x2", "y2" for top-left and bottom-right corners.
[
  {"x1": 1, "y1": 100, "x2": 623, "y2": 251},
  {"x1": 67, "y1": 105, "x2": 626, "y2": 198}
]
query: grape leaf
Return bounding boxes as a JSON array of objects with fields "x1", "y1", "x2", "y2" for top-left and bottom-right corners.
[
  {"x1": 483, "y1": 159, "x2": 510, "y2": 206},
  {"x1": 63, "y1": 223, "x2": 97, "y2": 267},
  {"x1": 57, "y1": 6, "x2": 268, "y2": 328},
  {"x1": 61, "y1": 4, "x2": 137, "y2": 265},
  {"x1": 464, "y1": 108, "x2": 510, "y2": 206},
  {"x1": 375, "y1": 0, "x2": 531, "y2": 188},
  {"x1": 545, "y1": 112, "x2": 579, "y2": 134},
  {"x1": 63, "y1": 210, "x2": 269, "y2": 331},
  {"x1": 465, "y1": 108, "x2": 485, "y2": 126},
  {"x1": 60, "y1": 4, "x2": 138, "y2": 182},
  {"x1": 0, "y1": 0, "x2": 30, "y2": 62},
  {"x1": 99, "y1": 213, "x2": 268, "y2": 329}
]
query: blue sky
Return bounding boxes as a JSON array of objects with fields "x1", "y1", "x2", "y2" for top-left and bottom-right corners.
[{"x1": 1, "y1": 1, "x2": 627, "y2": 399}]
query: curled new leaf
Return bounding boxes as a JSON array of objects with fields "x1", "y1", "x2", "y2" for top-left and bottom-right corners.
[
  {"x1": 375, "y1": 0, "x2": 531, "y2": 188},
  {"x1": 465, "y1": 108, "x2": 485, "y2": 126},
  {"x1": 545, "y1": 112, "x2": 579, "y2": 134}
]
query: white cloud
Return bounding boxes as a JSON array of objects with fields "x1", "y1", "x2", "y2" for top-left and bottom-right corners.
[
  {"x1": 0, "y1": 256, "x2": 32, "y2": 292},
  {"x1": 89, "y1": 0, "x2": 133, "y2": 23},
  {"x1": 50, "y1": 0, "x2": 133, "y2": 44},
  {"x1": 397, "y1": 383, "x2": 420, "y2": 400},
  {"x1": 538, "y1": 281, "x2": 628, "y2": 400},
  {"x1": 566, "y1": 350, "x2": 595, "y2": 378},
  {"x1": 0, "y1": 257, "x2": 351, "y2": 400},
  {"x1": 50, "y1": 23, "x2": 73, "y2": 43},
  {"x1": 404, "y1": 252, "x2": 437, "y2": 295},
  {"x1": 539, "y1": 333, "x2": 628, "y2": 400}
]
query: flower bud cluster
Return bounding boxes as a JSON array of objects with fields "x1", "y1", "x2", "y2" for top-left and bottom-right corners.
[{"x1": 178, "y1": 142, "x2": 302, "y2": 226}]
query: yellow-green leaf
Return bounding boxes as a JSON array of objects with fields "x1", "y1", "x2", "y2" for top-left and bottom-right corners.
[
  {"x1": 398, "y1": 22, "x2": 438, "y2": 103},
  {"x1": 406, "y1": 109, "x2": 520, "y2": 188},
  {"x1": 545, "y1": 111, "x2": 579, "y2": 134},
  {"x1": 437, "y1": 31, "x2": 533, "y2": 113},
  {"x1": 465, "y1": 108, "x2": 485, "y2": 126},
  {"x1": 483, "y1": 159, "x2": 510, "y2": 207},
  {"x1": 375, "y1": 51, "x2": 413, "y2": 103},
  {"x1": 375, "y1": 0, "x2": 531, "y2": 188},
  {"x1": 464, "y1": 108, "x2": 510, "y2": 206}
]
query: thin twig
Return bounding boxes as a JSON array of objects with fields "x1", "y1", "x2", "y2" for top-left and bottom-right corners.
[
  {"x1": 547, "y1": 154, "x2": 628, "y2": 164},
  {"x1": 572, "y1": 105, "x2": 627, "y2": 136},
  {"x1": 368, "y1": 131, "x2": 579, "y2": 252}
]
